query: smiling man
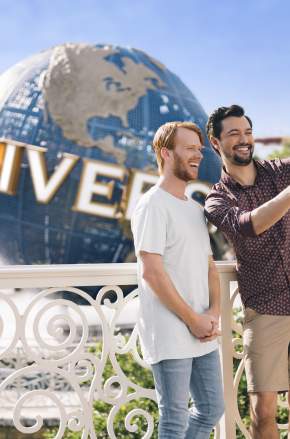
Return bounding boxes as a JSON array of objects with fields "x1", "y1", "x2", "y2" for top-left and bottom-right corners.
[
  {"x1": 131, "y1": 121, "x2": 224, "y2": 439},
  {"x1": 204, "y1": 105, "x2": 290, "y2": 439}
]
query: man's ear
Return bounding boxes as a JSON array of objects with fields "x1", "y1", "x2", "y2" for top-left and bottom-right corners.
[
  {"x1": 210, "y1": 137, "x2": 220, "y2": 155},
  {"x1": 160, "y1": 147, "x2": 171, "y2": 161}
]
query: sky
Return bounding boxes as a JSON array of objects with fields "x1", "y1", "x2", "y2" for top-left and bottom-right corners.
[{"x1": 0, "y1": 0, "x2": 289, "y2": 138}]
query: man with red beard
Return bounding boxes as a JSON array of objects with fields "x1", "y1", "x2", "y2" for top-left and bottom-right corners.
[
  {"x1": 204, "y1": 105, "x2": 290, "y2": 439},
  {"x1": 131, "y1": 121, "x2": 224, "y2": 438}
]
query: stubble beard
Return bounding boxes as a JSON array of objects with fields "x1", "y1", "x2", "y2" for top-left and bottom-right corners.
[
  {"x1": 226, "y1": 144, "x2": 254, "y2": 166},
  {"x1": 172, "y1": 151, "x2": 195, "y2": 182}
]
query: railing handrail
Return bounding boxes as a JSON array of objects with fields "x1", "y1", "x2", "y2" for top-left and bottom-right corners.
[
  {"x1": 0, "y1": 260, "x2": 239, "y2": 438},
  {"x1": 0, "y1": 261, "x2": 237, "y2": 288}
]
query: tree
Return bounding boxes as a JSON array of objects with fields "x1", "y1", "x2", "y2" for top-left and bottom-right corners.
[{"x1": 267, "y1": 138, "x2": 290, "y2": 160}]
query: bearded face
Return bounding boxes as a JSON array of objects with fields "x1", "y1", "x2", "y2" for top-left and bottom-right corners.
[
  {"x1": 162, "y1": 127, "x2": 203, "y2": 182},
  {"x1": 172, "y1": 150, "x2": 199, "y2": 182},
  {"x1": 215, "y1": 116, "x2": 255, "y2": 167},
  {"x1": 224, "y1": 142, "x2": 254, "y2": 166}
]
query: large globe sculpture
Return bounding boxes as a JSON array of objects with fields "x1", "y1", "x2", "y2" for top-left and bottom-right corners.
[{"x1": 0, "y1": 43, "x2": 221, "y2": 265}]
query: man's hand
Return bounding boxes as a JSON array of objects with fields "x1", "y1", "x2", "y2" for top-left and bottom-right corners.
[
  {"x1": 187, "y1": 313, "x2": 216, "y2": 339},
  {"x1": 199, "y1": 327, "x2": 221, "y2": 343},
  {"x1": 199, "y1": 308, "x2": 221, "y2": 343},
  {"x1": 204, "y1": 307, "x2": 220, "y2": 327}
]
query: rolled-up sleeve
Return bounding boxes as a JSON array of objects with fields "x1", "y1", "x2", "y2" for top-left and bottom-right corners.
[{"x1": 205, "y1": 189, "x2": 256, "y2": 240}]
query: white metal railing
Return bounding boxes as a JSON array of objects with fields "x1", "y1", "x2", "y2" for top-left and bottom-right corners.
[{"x1": 0, "y1": 262, "x2": 288, "y2": 438}]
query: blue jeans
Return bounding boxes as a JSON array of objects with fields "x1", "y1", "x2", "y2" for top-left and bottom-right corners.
[{"x1": 151, "y1": 349, "x2": 224, "y2": 439}]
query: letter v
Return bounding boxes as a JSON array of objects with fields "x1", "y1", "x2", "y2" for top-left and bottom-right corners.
[{"x1": 26, "y1": 148, "x2": 79, "y2": 203}]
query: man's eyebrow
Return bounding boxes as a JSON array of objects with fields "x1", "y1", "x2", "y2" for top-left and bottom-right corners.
[
  {"x1": 226, "y1": 129, "x2": 240, "y2": 134},
  {"x1": 226, "y1": 128, "x2": 253, "y2": 134}
]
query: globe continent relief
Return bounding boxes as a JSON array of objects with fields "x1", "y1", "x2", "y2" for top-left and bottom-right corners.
[{"x1": 0, "y1": 43, "x2": 221, "y2": 265}]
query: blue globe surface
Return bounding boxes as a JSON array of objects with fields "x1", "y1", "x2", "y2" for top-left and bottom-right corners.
[{"x1": 0, "y1": 43, "x2": 221, "y2": 265}]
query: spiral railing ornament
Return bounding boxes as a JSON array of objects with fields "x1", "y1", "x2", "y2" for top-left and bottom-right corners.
[
  {"x1": 0, "y1": 266, "x2": 159, "y2": 438},
  {"x1": 0, "y1": 262, "x2": 287, "y2": 438}
]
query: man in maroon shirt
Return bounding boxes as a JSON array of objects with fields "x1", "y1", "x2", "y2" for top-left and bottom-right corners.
[{"x1": 204, "y1": 104, "x2": 290, "y2": 439}]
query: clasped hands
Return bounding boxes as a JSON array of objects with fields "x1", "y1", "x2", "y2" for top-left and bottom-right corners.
[{"x1": 188, "y1": 308, "x2": 221, "y2": 343}]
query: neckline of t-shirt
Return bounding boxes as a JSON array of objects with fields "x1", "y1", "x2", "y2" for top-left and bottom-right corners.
[{"x1": 157, "y1": 186, "x2": 189, "y2": 202}]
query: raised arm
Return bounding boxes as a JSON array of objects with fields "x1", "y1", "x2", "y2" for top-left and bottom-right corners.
[
  {"x1": 205, "y1": 185, "x2": 290, "y2": 238},
  {"x1": 251, "y1": 186, "x2": 290, "y2": 234}
]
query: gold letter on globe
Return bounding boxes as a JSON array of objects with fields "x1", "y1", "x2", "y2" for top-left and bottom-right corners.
[
  {"x1": 73, "y1": 159, "x2": 125, "y2": 218},
  {"x1": 27, "y1": 147, "x2": 79, "y2": 203},
  {"x1": 0, "y1": 140, "x2": 24, "y2": 195}
]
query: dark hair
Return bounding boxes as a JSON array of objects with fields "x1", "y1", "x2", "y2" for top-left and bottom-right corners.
[{"x1": 206, "y1": 105, "x2": 252, "y2": 140}]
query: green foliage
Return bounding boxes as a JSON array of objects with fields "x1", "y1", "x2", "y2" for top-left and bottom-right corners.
[
  {"x1": 43, "y1": 340, "x2": 158, "y2": 439},
  {"x1": 43, "y1": 317, "x2": 289, "y2": 438},
  {"x1": 267, "y1": 139, "x2": 290, "y2": 160},
  {"x1": 0, "y1": 428, "x2": 46, "y2": 439},
  {"x1": 43, "y1": 330, "x2": 251, "y2": 439}
]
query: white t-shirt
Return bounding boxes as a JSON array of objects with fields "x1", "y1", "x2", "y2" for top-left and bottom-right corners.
[{"x1": 131, "y1": 185, "x2": 218, "y2": 365}]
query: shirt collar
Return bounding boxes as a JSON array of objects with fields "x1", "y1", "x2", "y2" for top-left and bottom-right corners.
[{"x1": 220, "y1": 160, "x2": 261, "y2": 188}]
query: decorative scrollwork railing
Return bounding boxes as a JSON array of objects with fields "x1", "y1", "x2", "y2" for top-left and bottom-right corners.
[
  {"x1": 0, "y1": 264, "x2": 155, "y2": 439},
  {"x1": 0, "y1": 262, "x2": 288, "y2": 438}
]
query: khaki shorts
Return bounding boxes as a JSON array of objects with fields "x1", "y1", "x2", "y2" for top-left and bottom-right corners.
[{"x1": 243, "y1": 308, "x2": 290, "y2": 393}]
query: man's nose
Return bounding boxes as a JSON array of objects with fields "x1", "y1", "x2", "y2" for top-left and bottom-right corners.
[
  {"x1": 239, "y1": 133, "x2": 248, "y2": 144},
  {"x1": 196, "y1": 150, "x2": 203, "y2": 160}
]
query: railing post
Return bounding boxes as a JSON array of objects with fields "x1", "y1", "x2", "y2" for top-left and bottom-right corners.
[
  {"x1": 0, "y1": 262, "x2": 244, "y2": 437},
  {"x1": 219, "y1": 269, "x2": 237, "y2": 439}
]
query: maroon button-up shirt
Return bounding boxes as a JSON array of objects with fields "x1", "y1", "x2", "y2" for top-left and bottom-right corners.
[{"x1": 205, "y1": 159, "x2": 290, "y2": 315}]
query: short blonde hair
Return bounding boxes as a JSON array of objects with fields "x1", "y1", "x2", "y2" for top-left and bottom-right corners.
[{"x1": 152, "y1": 121, "x2": 204, "y2": 172}]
